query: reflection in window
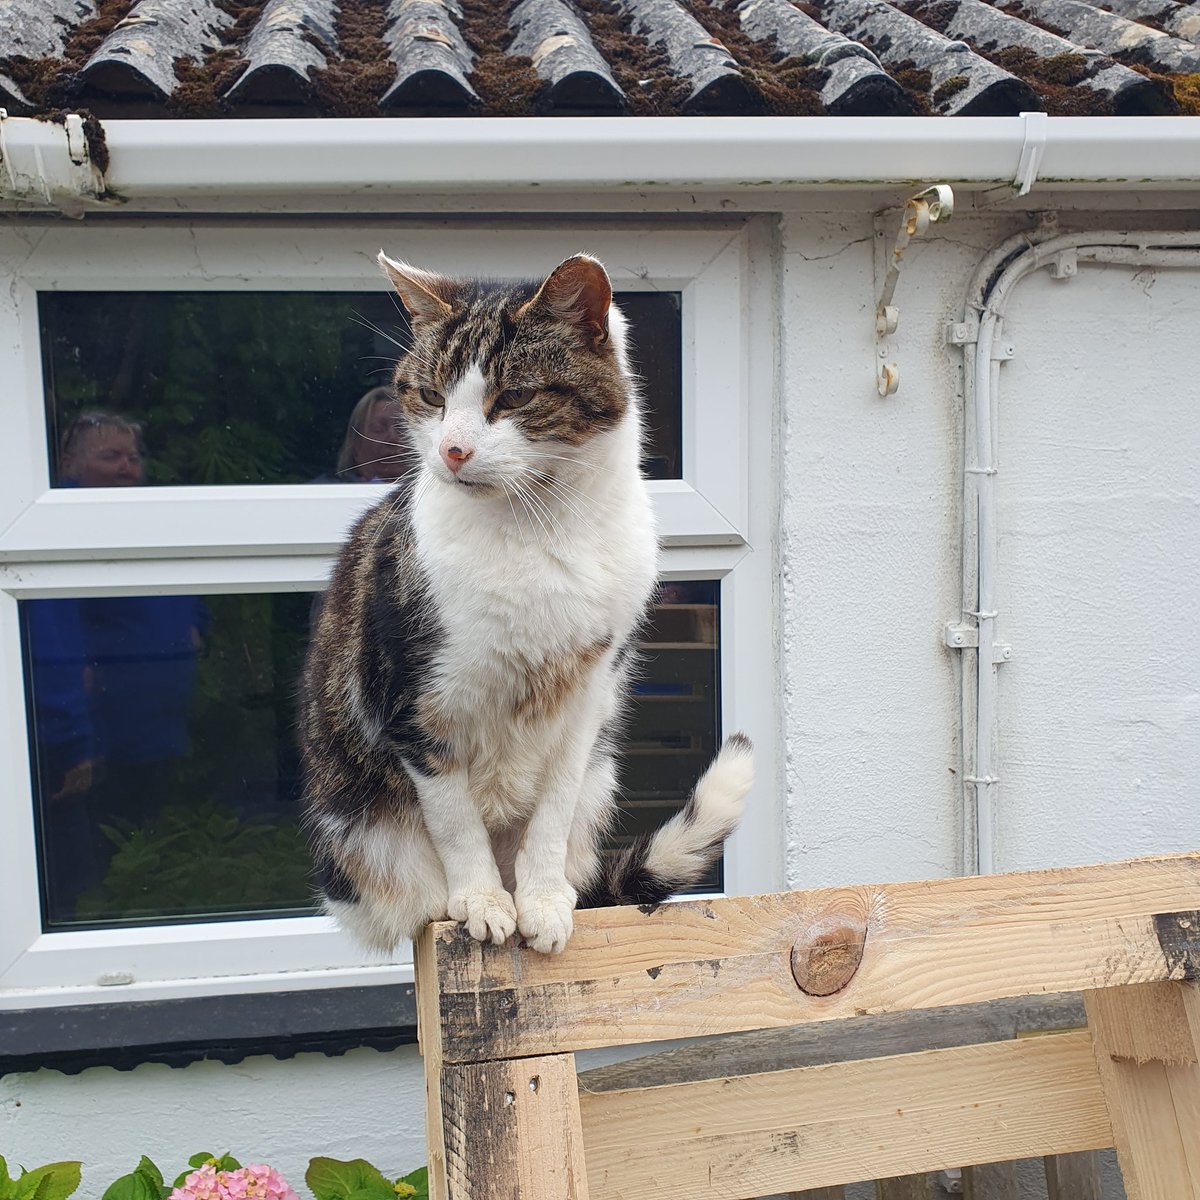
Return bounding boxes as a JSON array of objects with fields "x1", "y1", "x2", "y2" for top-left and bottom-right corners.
[
  {"x1": 39, "y1": 290, "x2": 682, "y2": 487},
  {"x1": 22, "y1": 580, "x2": 719, "y2": 930}
]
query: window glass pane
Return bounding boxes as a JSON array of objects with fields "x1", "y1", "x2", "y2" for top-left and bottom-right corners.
[
  {"x1": 39, "y1": 290, "x2": 682, "y2": 488},
  {"x1": 21, "y1": 578, "x2": 719, "y2": 930},
  {"x1": 624, "y1": 579, "x2": 722, "y2": 893}
]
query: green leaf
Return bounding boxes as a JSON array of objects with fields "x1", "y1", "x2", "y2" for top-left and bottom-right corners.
[
  {"x1": 305, "y1": 1160, "x2": 392, "y2": 1200},
  {"x1": 398, "y1": 1168, "x2": 427, "y2": 1200},
  {"x1": 14, "y1": 1164, "x2": 82, "y2": 1200},
  {"x1": 101, "y1": 1168, "x2": 160, "y2": 1200},
  {"x1": 0, "y1": 1157, "x2": 11, "y2": 1200},
  {"x1": 212, "y1": 1158, "x2": 240, "y2": 1174},
  {"x1": 186, "y1": 1156, "x2": 214, "y2": 1171}
]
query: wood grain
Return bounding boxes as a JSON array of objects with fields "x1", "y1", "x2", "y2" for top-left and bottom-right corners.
[
  {"x1": 577, "y1": 1032, "x2": 1113, "y2": 1200},
  {"x1": 964, "y1": 1160, "x2": 1019, "y2": 1199},
  {"x1": 416, "y1": 855, "x2": 1200, "y2": 1063},
  {"x1": 1085, "y1": 982, "x2": 1200, "y2": 1199},
  {"x1": 1044, "y1": 1151, "x2": 1103, "y2": 1200},
  {"x1": 441, "y1": 1054, "x2": 589, "y2": 1200},
  {"x1": 876, "y1": 1177, "x2": 930, "y2": 1199},
  {"x1": 577, "y1": 993, "x2": 1084, "y2": 1093}
]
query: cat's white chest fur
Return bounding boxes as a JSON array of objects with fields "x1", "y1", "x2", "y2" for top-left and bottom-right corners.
[
  {"x1": 411, "y1": 448, "x2": 656, "y2": 824},
  {"x1": 414, "y1": 465, "x2": 657, "y2": 696}
]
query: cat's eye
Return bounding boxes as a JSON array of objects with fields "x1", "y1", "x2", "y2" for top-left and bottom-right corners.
[
  {"x1": 419, "y1": 387, "x2": 444, "y2": 408},
  {"x1": 496, "y1": 387, "x2": 537, "y2": 410}
]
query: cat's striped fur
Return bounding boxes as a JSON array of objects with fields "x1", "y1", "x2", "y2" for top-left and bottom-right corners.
[{"x1": 299, "y1": 253, "x2": 753, "y2": 954}]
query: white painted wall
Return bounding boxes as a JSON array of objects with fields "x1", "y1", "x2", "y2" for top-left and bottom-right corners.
[{"x1": 5, "y1": 196, "x2": 1197, "y2": 1197}]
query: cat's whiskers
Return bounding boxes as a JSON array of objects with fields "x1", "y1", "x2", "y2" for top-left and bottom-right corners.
[
  {"x1": 513, "y1": 476, "x2": 567, "y2": 554},
  {"x1": 526, "y1": 469, "x2": 593, "y2": 528},
  {"x1": 500, "y1": 479, "x2": 531, "y2": 551}
]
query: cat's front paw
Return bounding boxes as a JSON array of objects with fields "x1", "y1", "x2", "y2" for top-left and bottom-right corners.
[
  {"x1": 516, "y1": 888, "x2": 576, "y2": 954},
  {"x1": 448, "y1": 887, "x2": 518, "y2": 946}
]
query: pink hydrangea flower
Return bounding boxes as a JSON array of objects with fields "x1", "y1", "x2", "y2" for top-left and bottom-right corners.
[{"x1": 170, "y1": 1163, "x2": 298, "y2": 1200}]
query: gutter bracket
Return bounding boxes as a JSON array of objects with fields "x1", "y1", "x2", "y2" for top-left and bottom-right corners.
[
  {"x1": 875, "y1": 183, "x2": 955, "y2": 397},
  {"x1": 1013, "y1": 111, "x2": 1048, "y2": 198},
  {"x1": 0, "y1": 109, "x2": 109, "y2": 217}
]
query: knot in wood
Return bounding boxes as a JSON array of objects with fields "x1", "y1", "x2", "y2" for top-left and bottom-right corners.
[{"x1": 790, "y1": 910, "x2": 867, "y2": 997}]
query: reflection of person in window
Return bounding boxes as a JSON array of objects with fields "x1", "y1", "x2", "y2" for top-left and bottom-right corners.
[
  {"x1": 318, "y1": 386, "x2": 417, "y2": 484},
  {"x1": 24, "y1": 598, "x2": 100, "y2": 923},
  {"x1": 58, "y1": 412, "x2": 208, "y2": 835}
]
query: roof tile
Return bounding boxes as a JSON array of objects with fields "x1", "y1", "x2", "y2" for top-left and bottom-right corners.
[
  {"x1": 225, "y1": 0, "x2": 340, "y2": 104},
  {"x1": 380, "y1": 0, "x2": 479, "y2": 110},
  {"x1": 509, "y1": 0, "x2": 627, "y2": 111},
  {"x1": 993, "y1": 0, "x2": 1200, "y2": 71},
  {"x1": 1, "y1": 0, "x2": 1197, "y2": 117},
  {"x1": 898, "y1": 0, "x2": 1175, "y2": 112},
  {"x1": 81, "y1": 0, "x2": 232, "y2": 98},
  {"x1": 611, "y1": 0, "x2": 760, "y2": 112},
  {"x1": 736, "y1": 0, "x2": 913, "y2": 114},
  {"x1": 813, "y1": 0, "x2": 1041, "y2": 112}
]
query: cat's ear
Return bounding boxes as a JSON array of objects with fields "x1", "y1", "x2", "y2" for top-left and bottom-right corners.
[
  {"x1": 377, "y1": 252, "x2": 455, "y2": 324},
  {"x1": 521, "y1": 254, "x2": 612, "y2": 347}
]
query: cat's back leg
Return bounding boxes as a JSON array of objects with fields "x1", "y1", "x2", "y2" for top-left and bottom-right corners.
[{"x1": 312, "y1": 804, "x2": 449, "y2": 953}]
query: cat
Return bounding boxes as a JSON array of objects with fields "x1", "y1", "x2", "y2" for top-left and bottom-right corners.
[{"x1": 299, "y1": 251, "x2": 753, "y2": 955}]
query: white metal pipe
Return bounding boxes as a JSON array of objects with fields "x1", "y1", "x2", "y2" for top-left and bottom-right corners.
[
  {"x1": 959, "y1": 228, "x2": 1200, "y2": 874},
  {"x1": 5, "y1": 116, "x2": 1200, "y2": 211}
]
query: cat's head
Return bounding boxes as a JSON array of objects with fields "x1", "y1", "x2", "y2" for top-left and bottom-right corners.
[{"x1": 378, "y1": 253, "x2": 635, "y2": 492}]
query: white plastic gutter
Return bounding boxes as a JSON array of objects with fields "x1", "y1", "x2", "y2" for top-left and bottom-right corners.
[
  {"x1": 956, "y1": 226, "x2": 1200, "y2": 875},
  {"x1": 3, "y1": 114, "x2": 1200, "y2": 210}
]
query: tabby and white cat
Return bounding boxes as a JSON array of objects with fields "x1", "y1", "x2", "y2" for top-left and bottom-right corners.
[{"x1": 299, "y1": 252, "x2": 752, "y2": 955}]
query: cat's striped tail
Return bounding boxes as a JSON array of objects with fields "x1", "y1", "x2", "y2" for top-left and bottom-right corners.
[{"x1": 578, "y1": 732, "x2": 754, "y2": 910}]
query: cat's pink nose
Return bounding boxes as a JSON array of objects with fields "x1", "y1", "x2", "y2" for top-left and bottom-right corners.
[{"x1": 440, "y1": 441, "x2": 474, "y2": 473}]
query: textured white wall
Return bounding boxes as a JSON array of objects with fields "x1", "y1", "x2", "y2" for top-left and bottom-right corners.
[
  {"x1": 993, "y1": 261, "x2": 1200, "y2": 869},
  {"x1": 0, "y1": 1047, "x2": 428, "y2": 1199},
  {"x1": 6, "y1": 201, "x2": 1197, "y2": 1196}
]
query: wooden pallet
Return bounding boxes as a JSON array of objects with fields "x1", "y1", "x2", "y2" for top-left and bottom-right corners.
[{"x1": 414, "y1": 854, "x2": 1200, "y2": 1200}]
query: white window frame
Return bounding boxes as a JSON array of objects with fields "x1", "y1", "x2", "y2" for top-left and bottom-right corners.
[{"x1": 0, "y1": 217, "x2": 779, "y2": 1009}]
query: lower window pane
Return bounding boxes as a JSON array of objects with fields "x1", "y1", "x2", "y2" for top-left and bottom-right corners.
[{"x1": 21, "y1": 580, "x2": 720, "y2": 930}]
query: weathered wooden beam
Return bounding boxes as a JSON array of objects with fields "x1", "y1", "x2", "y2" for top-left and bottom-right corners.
[
  {"x1": 1044, "y1": 1150, "x2": 1104, "y2": 1200},
  {"x1": 964, "y1": 1160, "x2": 1019, "y2": 1199},
  {"x1": 416, "y1": 854, "x2": 1200, "y2": 1064},
  {"x1": 578, "y1": 993, "x2": 1085, "y2": 1092},
  {"x1": 1084, "y1": 980, "x2": 1200, "y2": 1199},
  {"x1": 441, "y1": 1053, "x2": 588, "y2": 1200},
  {"x1": 577, "y1": 1032, "x2": 1113, "y2": 1200},
  {"x1": 876, "y1": 1177, "x2": 930, "y2": 1199}
]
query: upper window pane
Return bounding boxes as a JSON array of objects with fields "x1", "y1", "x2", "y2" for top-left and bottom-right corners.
[{"x1": 38, "y1": 290, "x2": 682, "y2": 488}]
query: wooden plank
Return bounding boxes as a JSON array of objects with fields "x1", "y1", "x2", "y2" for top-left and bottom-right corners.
[
  {"x1": 578, "y1": 992, "x2": 1085, "y2": 1092},
  {"x1": 441, "y1": 1054, "x2": 589, "y2": 1200},
  {"x1": 578, "y1": 1032, "x2": 1113, "y2": 1200},
  {"x1": 419, "y1": 855, "x2": 1200, "y2": 1063},
  {"x1": 964, "y1": 1161, "x2": 1019, "y2": 1199},
  {"x1": 1084, "y1": 981, "x2": 1200, "y2": 1200},
  {"x1": 1044, "y1": 1151, "x2": 1104, "y2": 1200},
  {"x1": 876, "y1": 1177, "x2": 930, "y2": 1199},
  {"x1": 415, "y1": 933, "x2": 450, "y2": 1200}
]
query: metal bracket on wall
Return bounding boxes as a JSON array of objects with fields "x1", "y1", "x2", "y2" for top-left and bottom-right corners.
[
  {"x1": 944, "y1": 622, "x2": 1013, "y2": 664},
  {"x1": 875, "y1": 184, "x2": 955, "y2": 396}
]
